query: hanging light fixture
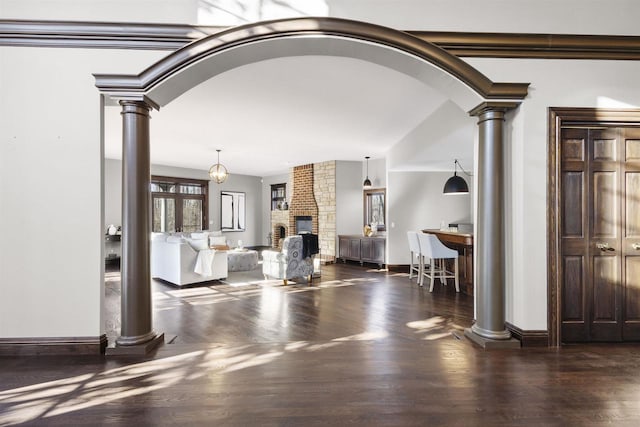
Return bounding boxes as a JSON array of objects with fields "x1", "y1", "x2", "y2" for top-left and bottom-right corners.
[
  {"x1": 443, "y1": 159, "x2": 469, "y2": 195},
  {"x1": 363, "y1": 156, "x2": 372, "y2": 189},
  {"x1": 209, "y1": 149, "x2": 229, "y2": 184}
]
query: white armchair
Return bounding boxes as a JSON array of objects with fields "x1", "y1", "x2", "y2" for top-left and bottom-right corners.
[
  {"x1": 151, "y1": 234, "x2": 228, "y2": 287},
  {"x1": 262, "y1": 235, "x2": 314, "y2": 285}
]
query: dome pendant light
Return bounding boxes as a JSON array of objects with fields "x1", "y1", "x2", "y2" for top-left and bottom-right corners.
[
  {"x1": 209, "y1": 149, "x2": 229, "y2": 184},
  {"x1": 363, "y1": 156, "x2": 372, "y2": 189},
  {"x1": 443, "y1": 159, "x2": 469, "y2": 195}
]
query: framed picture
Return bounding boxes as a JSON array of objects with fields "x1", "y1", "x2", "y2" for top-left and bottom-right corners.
[{"x1": 221, "y1": 191, "x2": 245, "y2": 231}]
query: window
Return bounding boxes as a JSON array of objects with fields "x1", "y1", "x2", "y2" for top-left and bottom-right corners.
[
  {"x1": 151, "y1": 176, "x2": 208, "y2": 233},
  {"x1": 271, "y1": 183, "x2": 286, "y2": 210}
]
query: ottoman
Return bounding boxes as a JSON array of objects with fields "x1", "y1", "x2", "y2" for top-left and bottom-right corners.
[{"x1": 227, "y1": 249, "x2": 259, "y2": 272}]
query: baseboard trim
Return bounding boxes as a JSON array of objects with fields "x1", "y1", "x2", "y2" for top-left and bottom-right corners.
[
  {"x1": 505, "y1": 322, "x2": 549, "y2": 347},
  {"x1": 0, "y1": 334, "x2": 107, "y2": 356},
  {"x1": 387, "y1": 264, "x2": 409, "y2": 273}
]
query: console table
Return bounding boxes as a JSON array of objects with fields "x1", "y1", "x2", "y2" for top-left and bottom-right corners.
[
  {"x1": 338, "y1": 235, "x2": 385, "y2": 268},
  {"x1": 422, "y1": 229, "x2": 474, "y2": 295}
]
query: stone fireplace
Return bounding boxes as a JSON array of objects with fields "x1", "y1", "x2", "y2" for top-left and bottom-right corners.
[{"x1": 270, "y1": 162, "x2": 336, "y2": 263}]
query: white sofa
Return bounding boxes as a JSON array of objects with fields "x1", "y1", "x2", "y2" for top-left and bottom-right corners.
[{"x1": 151, "y1": 233, "x2": 228, "y2": 287}]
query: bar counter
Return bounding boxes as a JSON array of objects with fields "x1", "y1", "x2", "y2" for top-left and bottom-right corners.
[{"x1": 422, "y1": 229, "x2": 474, "y2": 295}]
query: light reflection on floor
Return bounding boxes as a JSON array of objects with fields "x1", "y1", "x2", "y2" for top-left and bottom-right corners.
[{"x1": 0, "y1": 329, "x2": 414, "y2": 426}]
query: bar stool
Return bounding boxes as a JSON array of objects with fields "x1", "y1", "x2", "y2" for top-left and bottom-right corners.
[
  {"x1": 406, "y1": 231, "x2": 422, "y2": 282},
  {"x1": 417, "y1": 232, "x2": 460, "y2": 292}
]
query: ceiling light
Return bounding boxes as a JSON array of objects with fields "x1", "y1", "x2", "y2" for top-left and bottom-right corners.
[
  {"x1": 209, "y1": 149, "x2": 229, "y2": 184},
  {"x1": 443, "y1": 159, "x2": 469, "y2": 195},
  {"x1": 363, "y1": 156, "x2": 372, "y2": 189}
]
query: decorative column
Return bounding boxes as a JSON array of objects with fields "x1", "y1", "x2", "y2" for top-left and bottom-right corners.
[
  {"x1": 110, "y1": 99, "x2": 163, "y2": 354},
  {"x1": 465, "y1": 102, "x2": 520, "y2": 349}
]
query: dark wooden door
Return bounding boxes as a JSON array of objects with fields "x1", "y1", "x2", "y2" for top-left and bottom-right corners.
[{"x1": 561, "y1": 127, "x2": 640, "y2": 342}]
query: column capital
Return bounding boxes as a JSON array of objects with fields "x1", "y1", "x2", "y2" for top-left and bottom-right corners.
[
  {"x1": 119, "y1": 99, "x2": 154, "y2": 119},
  {"x1": 468, "y1": 101, "x2": 520, "y2": 118},
  {"x1": 116, "y1": 95, "x2": 160, "y2": 112}
]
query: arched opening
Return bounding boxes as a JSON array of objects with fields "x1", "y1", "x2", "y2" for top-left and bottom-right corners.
[{"x1": 96, "y1": 17, "x2": 528, "y2": 352}]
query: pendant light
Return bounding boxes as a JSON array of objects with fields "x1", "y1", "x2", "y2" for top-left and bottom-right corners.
[
  {"x1": 443, "y1": 159, "x2": 469, "y2": 195},
  {"x1": 209, "y1": 149, "x2": 229, "y2": 184},
  {"x1": 363, "y1": 156, "x2": 372, "y2": 189}
]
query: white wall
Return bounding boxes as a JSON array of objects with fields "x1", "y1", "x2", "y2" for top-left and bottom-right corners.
[
  {"x1": 363, "y1": 157, "x2": 386, "y2": 189},
  {"x1": 328, "y1": 0, "x2": 640, "y2": 35},
  {"x1": 387, "y1": 171, "x2": 472, "y2": 266},
  {"x1": 0, "y1": 47, "x2": 165, "y2": 338},
  {"x1": 336, "y1": 161, "x2": 363, "y2": 236},
  {"x1": 1, "y1": 0, "x2": 200, "y2": 23},
  {"x1": 387, "y1": 100, "x2": 475, "y2": 173}
]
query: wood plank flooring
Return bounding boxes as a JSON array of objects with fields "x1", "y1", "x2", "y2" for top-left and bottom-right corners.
[{"x1": 3, "y1": 263, "x2": 640, "y2": 425}]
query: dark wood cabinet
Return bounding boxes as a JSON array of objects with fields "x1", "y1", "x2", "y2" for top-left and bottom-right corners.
[{"x1": 338, "y1": 235, "x2": 385, "y2": 268}]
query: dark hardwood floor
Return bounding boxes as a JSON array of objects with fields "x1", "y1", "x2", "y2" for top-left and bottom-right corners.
[{"x1": 3, "y1": 263, "x2": 640, "y2": 425}]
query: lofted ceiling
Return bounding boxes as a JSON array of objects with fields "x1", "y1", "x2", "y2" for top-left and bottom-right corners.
[{"x1": 104, "y1": 55, "x2": 475, "y2": 177}]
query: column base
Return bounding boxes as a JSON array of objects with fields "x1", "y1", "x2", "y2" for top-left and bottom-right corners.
[
  {"x1": 106, "y1": 333, "x2": 165, "y2": 356},
  {"x1": 464, "y1": 328, "x2": 520, "y2": 349}
]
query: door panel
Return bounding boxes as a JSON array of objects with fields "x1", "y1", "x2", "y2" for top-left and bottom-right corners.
[
  {"x1": 593, "y1": 138, "x2": 617, "y2": 161},
  {"x1": 624, "y1": 257, "x2": 640, "y2": 319},
  {"x1": 622, "y1": 128, "x2": 640, "y2": 339},
  {"x1": 560, "y1": 128, "x2": 590, "y2": 342},
  {"x1": 562, "y1": 138, "x2": 585, "y2": 161},
  {"x1": 562, "y1": 256, "x2": 584, "y2": 321},
  {"x1": 625, "y1": 139, "x2": 640, "y2": 161},
  {"x1": 626, "y1": 172, "x2": 640, "y2": 236},
  {"x1": 562, "y1": 172, "x2": 584, "y2": 237},
  {"x1": 592, "y1": 256, "x2": 618, "y2": 321},
  {"x1": 592, "y1": 171, "x2": 617, "y2": 238}
]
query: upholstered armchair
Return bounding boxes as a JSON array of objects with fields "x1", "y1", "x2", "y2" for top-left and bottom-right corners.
[{"x1": 262, "y1": 235, "x2": 314, "y2": 285}]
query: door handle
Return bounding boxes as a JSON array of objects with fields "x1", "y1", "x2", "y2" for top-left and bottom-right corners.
[
  {"x1": 633, "y1": 243, "x2": 640, "y2": 250},
  {"x1": 596, "y1": 243, "x2": 615, "y2": 252}
]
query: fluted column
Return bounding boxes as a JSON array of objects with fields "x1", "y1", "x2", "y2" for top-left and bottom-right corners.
[
  {"x1": 115, "y1": 100, "x2": 161, "y2": 350},
  {"x1": 465, "y1": 102, "x2": 519, "y2": 348}
]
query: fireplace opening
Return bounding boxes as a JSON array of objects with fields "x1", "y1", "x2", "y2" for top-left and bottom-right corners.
[
  {"x1": 278, "y1": 225, "x2": 286, "y2": 239},
  {"x1": 296, "y1": 216, "x2": 313, "y2": 234}
]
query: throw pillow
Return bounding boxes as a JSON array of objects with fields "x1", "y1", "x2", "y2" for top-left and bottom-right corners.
[
  {"x1": 209, "y1": 235, "x2": 227, "y2": 246},
  {"x1": 186, "y1": 237, "x2": 208, "y2": 251}
]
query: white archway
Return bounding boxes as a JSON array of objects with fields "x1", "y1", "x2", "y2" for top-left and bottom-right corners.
[{"x1": 95, "y1": 17, "x2": 528, "y2": 352}]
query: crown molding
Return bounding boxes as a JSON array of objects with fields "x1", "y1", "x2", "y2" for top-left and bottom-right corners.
[
  {"x1": 0, "y1": 19, "x2": 224, "y2": 50},
  {"x1": 412, "y1": 31, "x2": 640, "y2": 60},
  {"x1": 2, "y1": 19, "x2": 640, "y2": 60}
]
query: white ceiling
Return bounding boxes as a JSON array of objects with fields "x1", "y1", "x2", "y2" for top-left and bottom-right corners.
[{"x1": 104, "y1": 55, "x2": 470, "y2": 177}]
